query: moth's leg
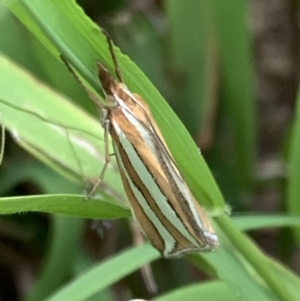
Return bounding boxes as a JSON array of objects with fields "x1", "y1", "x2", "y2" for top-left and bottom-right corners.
[{"x1": 86, "y1": 114, "x2": 111, "y2": 199}]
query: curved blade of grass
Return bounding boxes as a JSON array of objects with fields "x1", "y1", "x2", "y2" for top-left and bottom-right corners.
[
  {"x1": 44, "y1": 244, "x2": 159, "y2": 301},
  {"x1": 215, "y1": 215, "x2": 297, "y2": 301},
  {"x1": 26, "y1": 216, "x2": 84, "y2": 301},
  {"x1": 264, "y1": 255, "x2": 300, "y2": 299},
  {"x1": 233, "y1": 214, "x2": 300, "y2": 231},
  {"x1": 0, "y1": 194, "x2": 129, "y2": 219},
  {"x1": 190, "y1": 234, "x2": 278, "y2": 301},
  {"x1": 154, "y1": 281, "x2": 239, "y2": 301}
]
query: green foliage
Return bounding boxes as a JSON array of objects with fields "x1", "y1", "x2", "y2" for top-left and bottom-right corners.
[{"x1": 0, "y1": 1, "x2": 299, "y2": 301}]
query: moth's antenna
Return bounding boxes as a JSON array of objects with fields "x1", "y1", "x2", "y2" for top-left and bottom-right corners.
[
  {"x1": 60, "y1": 55, "x2": 104, "y2": 109},
  {"x1": 101, "y1": 28, "x2": 123, "y2": 83}
]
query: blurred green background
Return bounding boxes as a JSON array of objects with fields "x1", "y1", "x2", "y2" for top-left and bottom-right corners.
[{"x1": 0, "y1": 1, "x2": 300, "y2": 301}]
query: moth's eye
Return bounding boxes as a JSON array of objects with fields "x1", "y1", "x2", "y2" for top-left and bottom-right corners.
[{"x1": 106, "y1": 95, "x2": 118, "y2": 108}]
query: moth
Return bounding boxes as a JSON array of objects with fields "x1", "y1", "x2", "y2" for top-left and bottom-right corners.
[{"x1": 61, "y1": 31, "x2": 219, "y2": 258}]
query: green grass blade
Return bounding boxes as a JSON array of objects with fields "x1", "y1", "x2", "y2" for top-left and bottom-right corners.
[
  {"x1": 233, "y1": 214, "x2": 300, "y2": 231},
  {"x1": 26, "y1": 216, "x2": 84, "y2": 301},
  {"x1": 44, "y1": 244, "x2": 159, "y2": 301},
  {"x1": 165, "y1": 0, "x2": 214, "y2": 137},
  {"x1": 154, "y1": 281, "x2": 238, "y2": 301},
  {"x1": 286, "y1": 90, "x2": 300, "y2": 244},
  {"x1": 0, "y1": 194, "x2": 129, "y2": 219},
  {"x1": 212, "y1": 0, "x2": 255, "y2": 190}
]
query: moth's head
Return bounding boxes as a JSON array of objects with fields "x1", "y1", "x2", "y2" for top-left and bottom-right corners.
[{"x1": 97, "y1": 62, "x2": 117, "y2": 96}]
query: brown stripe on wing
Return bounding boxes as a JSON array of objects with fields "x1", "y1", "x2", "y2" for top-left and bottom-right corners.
[
  {"x1": 131, "y1": 93, "x2": 174, "y2": 159},
  {"x1": 153, "y1": 139, "x2": 210, "y2": 246},
  {"x1": 112, "y1": 107, "x2": 208, "y2": 247},
  {"x1": 126, "y1": 94, "x2": 214, "y2": 246},
  {"x1": 115, "y1": 151, "x2": 165, "y2": 253},
  {"x1": 109, "y1": 119, "x2": 197, "y2": 252}
]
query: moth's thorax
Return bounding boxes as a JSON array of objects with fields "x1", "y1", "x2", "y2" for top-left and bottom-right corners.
[
  {"x1": 98, "y1": 62, "x2": 149, "y2": 115},
  {"x1": 98, "y1": 63, "x2": 115, "y2": 94}
]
